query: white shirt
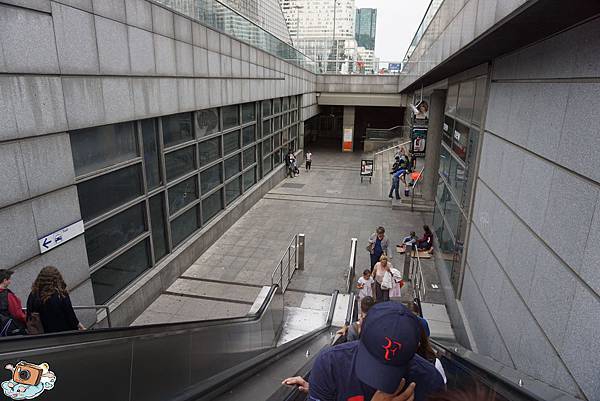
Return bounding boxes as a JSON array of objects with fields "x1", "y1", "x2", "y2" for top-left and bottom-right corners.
[
  {"x1": 435, "y1": 358, "x2": 447, "y2": 384},
  {"x1": 306, "y1": 152, "x2": 312, "y2": 161},
  {"x1": 357, "y1": 277, "x2": 374, "y2": 299}
]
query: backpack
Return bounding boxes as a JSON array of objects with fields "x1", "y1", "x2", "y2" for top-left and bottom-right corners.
[{"x1": 0, "y1": 290, "x2": 26, "y2": 337}]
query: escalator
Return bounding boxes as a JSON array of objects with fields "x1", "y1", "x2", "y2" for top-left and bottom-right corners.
[{"x1": 0, "y1": 286, "x2": 346, "y2": 401}]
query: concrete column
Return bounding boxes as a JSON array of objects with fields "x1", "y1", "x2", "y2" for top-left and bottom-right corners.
[
  {"x1": 342, "y1": 106, "x2": 355, "y2": 152},
  {"x1": 422, "y1": 90, "x2": 446, "y2": 201}
]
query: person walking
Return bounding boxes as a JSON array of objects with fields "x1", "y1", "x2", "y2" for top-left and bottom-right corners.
[
  {"x1": 372, "y1": 255, "x2": 393, "y2": 302},
  {"x1": 389, "y1": 169, "x2": 402, "y2": 200},
  {"x1": 304, "y1": 150, "x2": 312, "y2": 171},
  {"x1": 366, "y1": 227, "x2": 390, "y2": 270},
  {"x1": 0, "y1": 270, "x2": 26, "y2": 336},
  {"x1": 26, "y1": 266, "x2": 86, "y2": 334}
]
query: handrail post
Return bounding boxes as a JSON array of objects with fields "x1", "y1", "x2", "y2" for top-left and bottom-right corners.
[
  {"x1": 348, "y1": 238, "x2": 358, "y2": 293},
  {"x1": 297, "y1": 233, "x2": 305, "y2": 270},
  {"x1": 403, "y1": 244, "x2": 413, "y2": 280}
]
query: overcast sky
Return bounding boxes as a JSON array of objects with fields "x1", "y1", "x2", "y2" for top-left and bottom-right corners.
[{"x1": 354, "y1": 0, "x2": 431, "y2": 61}]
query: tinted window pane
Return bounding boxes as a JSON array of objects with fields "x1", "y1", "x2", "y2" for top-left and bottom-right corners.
[
  {"x1": 282, "y1": 97, "x2": 289, "y2": 111},
  {"x1": 243, "y1": 168, "x2": 256, "y2": 191},
  {"x1": 85, "y1": 203, "x2": 146, "y2": 266},
  {"x1": 224, "y1": 154, "x2": 241, "y2": 180},
  {"x1": 445, "y1": 84, "x2": 459, "y2": 115},
  {"x1": 439, "y1": 145, "x2": 450, "y2": 180},
  {"x1": 262, "y1": 138, "x2": 272, "y2": 154},
  {"x1": 452, "y1": 121, "x2": 469, "y2": 161},
  {"x1": 274, "y1": 116, "x2": 281, "y2": 131},
  {"x1": 91, "y1": 239, "x2": 150, "y2": 304},
  {"x1": 225, "y1": 177, "x2": 241, "y2": 204},
  {"x1": 283, "y1": 113, "x2": 289, "y2": 127},
  {"x1": 169, "y1": 176, "x2": 198, "y2": 215},
  {"x1": 142, "y1": 119, "x2": 161, "y2": 190},
  {"x1": 443, "y1": 116, "x2": 454, "y2": 147},
  {"x1": 290, "y1": 95, "x2": 297, "y2": 108},
  {"x1": 149, "y1": 194, "x2": 168, "y2": 261},
  {"x1": 457, "y1": 80, "x2": 475, "y2": 122},
  {"x1": 165, "y1": 145, "x2": 196, "y2": 181},
  {"x1": 199, "y1": 137, "x2": 221, "y2": 166},
  {"x1": 242, "y1": 103, "x2": 256, "y2": 123},
  {"x1": 273, "y1": 98, "x2": 281, "y2": 114},
  {"x1": 202, "y1": 190, "x2": 222, "y2": 223},
  {"x1": 162, "y1": 113, "x2": 193, "y2": 147},
  {"x1": 223, "y1": 131, "x2": 240, "y2": 155},
  {"x1": 274, "y1": 133, "x2": 281, "y2": 149},
  {"x1": 263, "y1": 156, "x2": 272, "y2": 173},
  {"x1": 78, "y1": 165, "x2": 143, "y2": 221},
  {"x1": 262, "y1": 120, "x2": 271, "y2": 136},
  {"x1": 71, "y1": 122, "x2": 138, "y2": 176},
  {"x1": 448, "y1": 156, "x2": 466, "y2": 205},
  {"x1": 196, "y1": 108, "x2": 220, "y2": 138},
  {"x1": 472, "y1": 77, "x2": 487, "y2": 125},
  {"x1": 262, "y1": 100, "x2": 272, "y2": 117},
  {"x1": 291, "y1": 124, "x2": 298, "y2": 137},
  {"x1": 243, "y1": 147, "x2": 255, "y2": 168},
  {"x1": 222, "y1": 105, "x2": 239, "y2": 130},
  {"x1": 274, "y1": 149, "x2": 281, "y2": 164},
  {"x1": 242, "y1": 126, "x2": 255, "y2": 145},
  {"x1": 171, "y1": 206, "x2": 199, "y2": 246},
  {"x1": 200, "y1": 163, "x2": 222, "y2": 193}
]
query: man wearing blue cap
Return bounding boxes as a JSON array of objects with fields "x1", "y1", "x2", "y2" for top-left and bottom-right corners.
[{"x1": 308, "y1": 301, "x2": 444, "y2": 401}]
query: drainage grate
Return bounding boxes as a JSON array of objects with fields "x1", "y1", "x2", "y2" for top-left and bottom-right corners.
[{"x1": 281, "y1": 183, "x2": 305, "y2": 189}]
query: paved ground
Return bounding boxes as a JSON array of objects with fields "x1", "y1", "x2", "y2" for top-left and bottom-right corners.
[{"x1": 133, "y1": 142, "x2": 444, "y2": 325}]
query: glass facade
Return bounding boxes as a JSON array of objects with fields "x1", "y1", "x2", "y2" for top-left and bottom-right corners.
[
  {"x1": 70, "y1": 96, "x2": 301, "y2": 304},
  {"x1": 434, "y1": 76, "x2": 487, "y2": 293}
]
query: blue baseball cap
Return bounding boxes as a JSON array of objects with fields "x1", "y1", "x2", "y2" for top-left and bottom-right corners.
[{"x1": 353, "y1": 302, "x2": 421, "y2": 394}]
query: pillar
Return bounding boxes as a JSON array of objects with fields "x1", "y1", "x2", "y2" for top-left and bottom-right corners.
[
  {"x1": 422, "y1": 90, "x2": 446, "y2": 201},
  {"x1": 342, "y1": 106, "x2": 355, "y2": 152}
]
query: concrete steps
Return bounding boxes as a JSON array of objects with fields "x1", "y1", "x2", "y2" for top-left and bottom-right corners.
[{"x1": 391, "y1": 197, "x2": 435, "y2": 212}]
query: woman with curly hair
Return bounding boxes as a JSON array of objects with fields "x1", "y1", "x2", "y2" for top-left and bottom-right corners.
[{"x1": 26, "y1": 266, "x2": 85, "y2": 333}]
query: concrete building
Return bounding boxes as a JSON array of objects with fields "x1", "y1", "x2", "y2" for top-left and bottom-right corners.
[
  {"x1": 399, "y1": 1, "x2": 600, "y2": 400},
  {"x1": 355, "y1": 7, "x2": 376, "y2": 51}
]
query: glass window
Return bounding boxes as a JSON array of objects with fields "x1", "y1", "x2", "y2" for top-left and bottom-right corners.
[
  {"x1": 448, "y1": 156, "x2": 466, "y2": 205},
  {"x1": 282, "y1": 128, "x2": 289, "y2": 143},
  {"x1": 85, "y1": 203, "x2": 146, "y2": 266},
  {"x1": 274, "y1": 149, "x2": 281, "y2": 164},
  {"x1": 274, "y1": 133, "x2": 281, "y2": 149},
  {"x1": 452, "y1": 121, "x2": 469, "y2": 161},
  {"x1": 171, "y1": 206, "x2": 199, "y2": 246},
  {"x1": 243, "y1": 168, "x2": 256, "y2": 191},
  {"x1": 291, "y1": 124, "x2": 298, "y2": 138},
  {"x1": 273, "y1": 98, "x2": 281, "y2": 114},
  {"x1": 142, "y1": 119, "x2": 161, "y2": 190},
  {"x1": 282, "y1": 97, "x2": 289, "y2": 111},
  {"x1": 225, "y1": 177, "x2": 241, "y2": 204},
  {"x1": 444, "y1": 195, "x2": 461, "y2": 239},
  {"x1": 162, "y1": 113, "x2": 193, "y2": 147},
  {"x1": 224, "y1": 154, "x2": 241, "y2": 180},
  {"x1": 149, "y1": 194, "x2": 168, "y2": 261},
  {"x1": 262, "y1": 100, "x2": 272, "y2": 117},
  {"x1": 202, "y1": 190, "x2": 222, "y2": 223},
  {"x1": 242, "y1": 126, "x2": 255, "y2": 146},
  {"x1": 91, "y1": 239, "x2": 151, "y2": 304},
  {"x1": 78, "y1": 165, "x2": 143, "y2": 222},
  {"x1": 290, "y1": 95, "x2": 297, "y2": 108},
  {"x1": 262, "y1": 156, "x2": 272, "y2": 174},
  {"x1": 168, "y1": 176, "x2": 198, "y2": 215},
  {"x1": 70, "y1": 122, "x2": 138, "y2": 176},
  {"x1": 243, "y1": 146, "x2": 255, "y2": 168},
  {"x1": 223, "y1": 130, "x2": 240, "y2": 155},
  {"x1": 283, "y1": 113, "x2": 289, "y2": 127},
  {"x1": 165, "y1": 145, "x2": 196, "y2": 181},
  {"x1": 457, "y1": 80, "x2": 475, "y2": 123},
  {"x1": 242, "y1": 103, "x2": 256, "y2": 123},
  {"x1": 196, "y1": 108, "x2": 219, "y2": 138},
  {"x1": 222, "y1": 105, "x2": 239, "y2": 130},
  {"x1": 445, "y1": 84, "x2": 459, "y2": 115},
  {"x1": 291, "y1": 111, "x2": 297, "y2": 123},
  {"x1": 262, "y1": 138, "x2": 272, "y2": 154},
  {"x1": 262, "y1": 119, "x2": 271, "y2": 136},
  {"x1": 200, "y1": 163, "x2": 222, "y2": 193},
  {"x1": 274, "y1": 116, "x2": 281, "y2": 131},
  {"x1": 439, "y1": 145, "x2": 451, "y2": 180},
  {"x1": 443, "y1": 116, "x2": 454, "y2": 148},
  {"x1": 463, "y1": 128, "x2": 480, "y2": 211},
  {"x1": 472, "y1": 77, "x2": 487, "y2": 125},
  {"x1": 198, "y1": 137, "x2": 221, "y2": 166}
]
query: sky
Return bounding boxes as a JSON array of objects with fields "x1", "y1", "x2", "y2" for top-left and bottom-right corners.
[{"x1": 354, "y1": 0, "x2": 431, "y2": 61}]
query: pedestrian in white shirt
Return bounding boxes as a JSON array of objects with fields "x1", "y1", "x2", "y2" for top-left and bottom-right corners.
[{"x1": 356, "y1": 269, "x2": 374, "y2": 302}]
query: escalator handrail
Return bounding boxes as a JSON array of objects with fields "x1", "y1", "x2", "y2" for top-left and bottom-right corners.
[
  {"x1": 0, "y1": 285, "x2": 281, "y2": 352},
  {"x1": 430, "y1": 339, "x2": 580, "y2": 401},
  {"x1": 170, "y1": 290, "x2": 339, "y2": 401}
]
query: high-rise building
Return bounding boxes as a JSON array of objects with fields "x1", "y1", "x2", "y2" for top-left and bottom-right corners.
[
  {"x1": 280, "y1": 0, "x2": 357, "y2": 72},
  {"x1": 355, "y1": 8, "x2": 376, "y2": 51}
]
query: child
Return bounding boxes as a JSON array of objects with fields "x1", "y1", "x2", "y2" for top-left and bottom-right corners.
[{"x1": 356, "y1": 269, "x2": 374, "y2": 302}]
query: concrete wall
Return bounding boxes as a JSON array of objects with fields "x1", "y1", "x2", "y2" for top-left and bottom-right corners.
[
  {"x1": 317, "y1": 74, "x2": 400, "y2": 93},
  {"x1": 0, "y1": 0, "x2": 316, "y2": 324},
  {"x1": 399, "y1": 0, "x2": 529, "y2": 91},
  {"x1": 461, "y1": 17, "x2": 600, "y2": 400}
]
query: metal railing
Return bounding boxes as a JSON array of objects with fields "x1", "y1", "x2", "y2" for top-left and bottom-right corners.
[
  {"x1": 373, "y1": 139, "x2": 411, "y2": 156},
  {"x1": 409, "y1": 246, "x2": 426, "y2": 303},
  {"x1": 410, "y1": 166, "x2": 425, "y2": 212},
  {"x1": 346, "y1": 238, "x2": 357, "y2": 294},
  {"x1": 271, "y1": 233, "x2": 305, "y2": 293},
  {"x1": 317, "y1": 60, "x2": 404, "y2": 75}
]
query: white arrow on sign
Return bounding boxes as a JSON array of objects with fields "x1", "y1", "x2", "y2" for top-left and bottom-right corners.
[{"x1": 38, "y1": 220, "x2": 85, "y2": 254}]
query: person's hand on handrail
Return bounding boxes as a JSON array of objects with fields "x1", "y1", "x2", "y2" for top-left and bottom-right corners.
[{"x1": 282, "y1": 376, "x2": 309, "y2": 393}]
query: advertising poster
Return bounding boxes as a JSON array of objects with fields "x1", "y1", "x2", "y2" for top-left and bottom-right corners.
[
  {"x1": 342, "y1": 128, "x2": 353, "y2": 152},
  {"x1": 411, "y1": 127, "x2": 427, "y2": 157},
  {"x1": 360, "y1": 160, "x2": 374, "y2": 176}
]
